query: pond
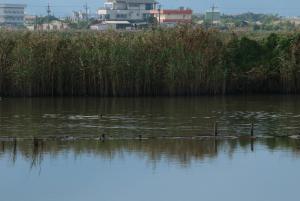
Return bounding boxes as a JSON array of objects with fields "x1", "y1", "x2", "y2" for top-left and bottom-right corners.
[
  {"x1": 1, "y1": 96, "x2": 300, "y2": 137},
  {"x1": 1, "y1": 96, "x2": 300, "y2": 201},
  {"x1": 0, "y1": 138, "x2": 300, "y2": 201}
]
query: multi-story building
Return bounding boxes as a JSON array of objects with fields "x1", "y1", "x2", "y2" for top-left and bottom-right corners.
[
  {"x1": 97, "y1": 0, "x2": 157, "y2": 22},
  {"x1": 0, "y1": 4, "x2": 26, "y2": 26},
  {"x1": 151, "y1": 7, "x2": 192, "y2": 26}
]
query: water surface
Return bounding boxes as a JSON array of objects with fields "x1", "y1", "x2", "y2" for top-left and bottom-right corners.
[
  {"x1": 0, "y1": 138, "x2": 300, "y2": 201},
  {"x1": 1, "y1": 96, "x2": 300, "y2": 201},
  {"x1": 1, "y1": 96, "x2": 300, "y2": 137}
]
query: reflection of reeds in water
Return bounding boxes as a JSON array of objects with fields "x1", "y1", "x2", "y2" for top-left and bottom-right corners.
[
  {"x1": 0, "y1": 138, "x2": 300, "y2": 169},
  {"x1": 1, "y1": 141, "x2": 5, "y2": 152},
  {"x1": 11, "y1": 138, "x2": 17, "y2": 164},
  {"x1": 30, "y1": 138, "x2": 44, "y2": 169},
  {"x1": 0, "y1": 138, "x2": 45, "y2": 169}
]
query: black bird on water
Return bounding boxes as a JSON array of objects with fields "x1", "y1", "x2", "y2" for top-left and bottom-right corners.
[{"x1": 101, "y1": 134, "x2": 106, "y2": 141}]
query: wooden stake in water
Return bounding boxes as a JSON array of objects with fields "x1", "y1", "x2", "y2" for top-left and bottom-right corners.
[
  {"x1": 214, "y1": 122, "x2": 218, "y2": 137},
  {"x1": 214, "y1": 139, "x2": 218, "y2": 153},
  {"x1": 1, "y1": 141, "x2": 4, "y2": 152},
  {"x1": 13, "y1": 138, "x2": 17, "y2": 150},
  {"x1": 12, "y1": 138, "x2": 17, "y2": 162},
  {"x1": 33, "y1": 138, "x2": 39, "y2": 148},
  {"x1": 251, "y1": 123, "x2": 254, "y2": 137}
]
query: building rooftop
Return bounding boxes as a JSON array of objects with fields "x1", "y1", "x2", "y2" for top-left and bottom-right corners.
[
  {"x1": 104, "y1": 20, "x2": 131, "y2": 24},
  {"x1": 106, "y1": 0, "x2": 156, "y2": 3},
  {"x1": 151, "y1": 9, "x2": 193, "y2": 15},
  {"x1": 0, "y1": 4, "x2": 27, "y2": 8}
]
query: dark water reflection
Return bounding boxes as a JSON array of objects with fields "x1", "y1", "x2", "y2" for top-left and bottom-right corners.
[
  {"x1": 1, "y1": 138, "x2": 300, "y2": 168},
  {"x1": 1, "y1": 96, "x2": 300, "y2": 137}
]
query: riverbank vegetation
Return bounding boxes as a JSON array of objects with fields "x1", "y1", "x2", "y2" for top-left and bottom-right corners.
[{"x1": 1, "y1": 27, "x2": 300, "y2": 97}]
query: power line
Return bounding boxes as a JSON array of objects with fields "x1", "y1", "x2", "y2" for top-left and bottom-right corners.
[{"x1": 158, "y1": 4, "x2": 162, "y2": 25}]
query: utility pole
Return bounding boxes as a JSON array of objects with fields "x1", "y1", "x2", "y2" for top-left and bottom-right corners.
[
  {"x1": 47, "y1": 3, "x2": 51, "y2": 30},
  {"x1": 83, "y1": 2, "x2": 89, "y2": 23},
  {"x1": 210, "y1": 4, "x2": 217, "y2": 27},
  {"x1": 35, "y1": 15, "x2": 37, "y2": 30},
  {"x1": 158, "y1": 4, "x2": 161, "y2": 26}
]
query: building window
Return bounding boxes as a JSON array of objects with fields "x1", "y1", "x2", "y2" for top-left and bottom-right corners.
[
  {"x1": 116, "y1": 14, "x2": 127, "y2": 19},
  {"x1": 145, "y1": 4, "x2": 153, "y2": 10},
  {"x1": 129, "y1": 3, "x2": 139, "y2": 8}
]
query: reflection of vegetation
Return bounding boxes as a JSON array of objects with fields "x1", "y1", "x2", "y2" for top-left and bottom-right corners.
[{"x1": 0, "y1": 138, "x2": 300, "y2": 168}]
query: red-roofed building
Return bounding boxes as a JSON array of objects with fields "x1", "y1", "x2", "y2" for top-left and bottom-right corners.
[{"x1": 150, "y1": 7, "x2": 192, "y2": 25}]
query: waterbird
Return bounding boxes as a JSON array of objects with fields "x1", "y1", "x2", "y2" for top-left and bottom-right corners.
[{"x1": 100, "y1": 134, "x2": 106, "y2": 141}]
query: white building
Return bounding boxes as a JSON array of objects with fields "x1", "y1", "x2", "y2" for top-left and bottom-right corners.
[
  {"x1": 36, "y1": 20, "x2": 69, "y2": 31},
  {"x1": 25, "y1": 15, "x2": 36, "y2": 25},
  {"x1": 0, "y1": 4, "x2": 26, "y2": 26},
  {"x1": 90, "y1": 21, "x2": 131, "y2": 30},
  {"x1": 71, "y1": 11, "x2": 88, "y2": 22},
  {"x1": 97, "y1": 0, "x2": 157, "y2": 22}
]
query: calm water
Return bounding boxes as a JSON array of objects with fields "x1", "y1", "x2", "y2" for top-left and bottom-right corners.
[
  {"x1": 0, "y1": 139, "x2": 300, "y2": 201},
  {"x1": 1, "y1": 96, "x2": 300, "y2": 201},
  {"x1": 1, "y1": 96, "x2": 300, "y2": 137}
]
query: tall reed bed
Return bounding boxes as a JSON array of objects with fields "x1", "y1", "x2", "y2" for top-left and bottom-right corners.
[{"x1": 1, "y1": 27, "x2": 300, "y2": 97}]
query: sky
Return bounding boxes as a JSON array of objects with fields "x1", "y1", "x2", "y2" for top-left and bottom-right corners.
[{"x1": 1, "y1": 0, "x2": 300, "y2": 17}]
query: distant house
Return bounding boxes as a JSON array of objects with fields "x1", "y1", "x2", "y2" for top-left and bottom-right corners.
[
  {"x1": 97, "y1": 0, "x2": 157, "y2": 22},
  {"x1": 36, "y1": 20, "x2": 69, "y2": 31},
  {"x1": 96, "y1": 0, "x2": 193, "y2": 29},
  {"x1": 24, "y1": 15, "x2": 36, "y2": 30},
  {"x1": 150, "y1": 7, "x2": 192, "y2": 26},
  {"x1": 0, "y1": 4, "x2": 26, "y2": 27},
  {"x1": 25, "y1": 15, "x2": 36, "y2": 25},
  {"x1": 90, "y1": 20, "x2": 132, "y2": 30}
]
